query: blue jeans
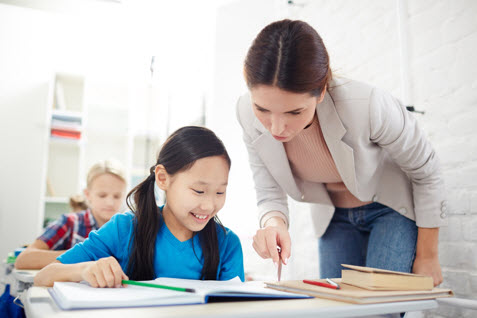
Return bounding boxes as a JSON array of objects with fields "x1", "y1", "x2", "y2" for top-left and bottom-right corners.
[{"x1": 319, "y1": 202, "x2": 418, "y2": 278}]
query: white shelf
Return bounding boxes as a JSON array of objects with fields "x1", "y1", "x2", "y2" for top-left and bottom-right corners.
[
  {"x1": 51, "y1": 109, "x2": 83, "y2": 119},
  {"x1": 49, "y1": 136, "x2": 83, "y2": 146},
  {"x1": 43, "y1": 72, "x2": 86, "y2": 219},
  {"x1": 44, "y1": 196, "x2": 69, "y2": 204},
  {"x1": 41, "y1": 71, "x2": 148, "y2": 225}
]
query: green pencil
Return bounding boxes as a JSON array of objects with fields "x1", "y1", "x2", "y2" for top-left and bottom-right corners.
[{"x1": 121, "y1": 280, "x2": 196, "y2": 293}]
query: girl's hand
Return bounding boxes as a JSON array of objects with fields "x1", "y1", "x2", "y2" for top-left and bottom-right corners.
[
  {"x1": 81, "y1": 256, "x2": 129, "y2": 288},
  {"x1": 252, "y1": 216, "x2": 291, "y2": 266},
  {"x1": 412, "y1": 254, "x2": 443, "y2": 287}
]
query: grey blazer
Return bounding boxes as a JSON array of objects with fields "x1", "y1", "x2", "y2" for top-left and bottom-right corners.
[{"x1": 236, "y1": 77, "x2": 448, "y2": 237}]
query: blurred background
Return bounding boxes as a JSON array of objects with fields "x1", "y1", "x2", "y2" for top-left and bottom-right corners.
[{"x1": 0, "y1": 1, "x2": 476, "y2": 316}]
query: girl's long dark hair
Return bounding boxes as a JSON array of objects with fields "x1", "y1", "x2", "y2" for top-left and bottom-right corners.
[
  {"x1": 244, "y1": 19, "x2": 332, "y2": 96},
  {"x1": 125, "y1": 126, "x2": 231, "y2": 281}
]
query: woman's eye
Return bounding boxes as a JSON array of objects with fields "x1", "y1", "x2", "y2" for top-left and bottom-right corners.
[
  {"x1": 216, "y1": 192, "x2": 225, "y2": 195},
  {"x1": 289, "y1": 111, "x2": 301, "y2": 115},
  {"x1": 193, "y1": 189, "x2": 204, "y2": 194}
]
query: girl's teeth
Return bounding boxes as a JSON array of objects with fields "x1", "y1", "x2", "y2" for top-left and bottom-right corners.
[{"x1": 193, "y1": 213, "x2": 207, "y2": 219}]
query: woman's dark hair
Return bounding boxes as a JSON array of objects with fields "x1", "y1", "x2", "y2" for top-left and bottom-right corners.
[
  {"x1": 244, "y1": 19, "x2": 332, "y2": 96},
  {"x1": 125, "y1": 126, "x2": 231, "y2": 281}
]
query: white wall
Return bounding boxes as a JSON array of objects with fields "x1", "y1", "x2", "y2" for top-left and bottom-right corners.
[
  {"x1": 0, "y1": 4, "x2": 62, "y2": 262},
  {"x1": 302, "y1": 2, "x2": 477, "y2": 317},
  {"x1": 0, "y1": 2, "x2": 145, "y2": 259},
  {"x1": 210, "y1": 0, "x2": 320, "y2": 281},
  {"x1": 210, "y1": 0, "x2": 283, "y2": 281},
  {"x1": 0, "y1": 0, "x2": 218, "y2": 261},
  {"x1": 406, "y1": 1, "x2": 477, "y2": 316}
]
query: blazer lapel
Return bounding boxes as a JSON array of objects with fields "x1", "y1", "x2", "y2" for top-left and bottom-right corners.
[
  {"x1": 317, "y1": 92, "x2": 359, "y2": 195},
  {"x1": 252, "y1": 118, "x2": 302, "y2": 200}
]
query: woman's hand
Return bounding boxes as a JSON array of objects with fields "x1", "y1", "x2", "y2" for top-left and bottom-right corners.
[
  {"x1": 253, "y1": 216, "x2": 291, "y2": 266},
  {"x1": 412, "y1": 254, "x2": 443, "y2": 287},
  {"x1": 413, "y1": 227, "x2": 443, "y2": 287},
  {"x1": 81, "y1": 256, "x2": 129, "y2": 288}
]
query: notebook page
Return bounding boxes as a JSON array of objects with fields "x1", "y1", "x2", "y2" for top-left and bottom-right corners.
[
  {"x1": 153, "y1": 277, "x2": 303, "y2": 296},
  {"x1": 53, "y1": 281, "x2": 198, "y2": 309}
]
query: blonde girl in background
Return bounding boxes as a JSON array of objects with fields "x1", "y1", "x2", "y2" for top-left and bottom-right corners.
[{"x1": 15, "y1": 159, "x2": 127, "y2": 269}]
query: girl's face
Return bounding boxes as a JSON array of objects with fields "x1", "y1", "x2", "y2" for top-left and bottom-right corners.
[
  {"x1": 84, "y1": 173, "x2": 127, "y2": 227},
  {"x1": 156, "y1": 156, "x2": 229, "y2": 241},
  {"x1": 250, "y1": 85, "x2": 324, "y2": 142}
]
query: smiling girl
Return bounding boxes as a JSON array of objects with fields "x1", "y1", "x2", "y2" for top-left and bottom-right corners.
[{"x1": 34, "y1": 126, "x2": 244, "y2": 287}]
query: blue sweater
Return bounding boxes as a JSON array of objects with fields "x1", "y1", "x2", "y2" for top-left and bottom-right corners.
[{"x1": 57, "y1": 211, "x2": 244, "y2": 281}]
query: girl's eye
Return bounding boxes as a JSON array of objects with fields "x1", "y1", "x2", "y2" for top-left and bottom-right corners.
[
  {"x1": 193, "y1": 189, "x2": 204, "y2": 194},
  {"x1": 289, "y1": 111, "x2": 301, "y2": 115},
  {"x1": 255, "y1": 106, "x2": 268, "y2": 113},
  {"x1": 217, "y1": 192, "x2": 225, "y2": 195}
]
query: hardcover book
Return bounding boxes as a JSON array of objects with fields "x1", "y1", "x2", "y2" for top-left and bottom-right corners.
[{"x1": 341, "y1": 264, "x2": 434, "y2": 291}]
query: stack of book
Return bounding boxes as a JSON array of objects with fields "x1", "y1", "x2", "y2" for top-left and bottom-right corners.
[
  {"x1": 50, "y1": 112, "x2": 82, "y2": 141},
  {"x1": 265, "y1": 264, "x2": 453, "y2": 304}
]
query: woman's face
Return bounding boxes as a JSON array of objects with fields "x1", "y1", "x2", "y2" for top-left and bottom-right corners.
[{"x1": 250, "y1": 85, "x2": 324, "y2": 142}]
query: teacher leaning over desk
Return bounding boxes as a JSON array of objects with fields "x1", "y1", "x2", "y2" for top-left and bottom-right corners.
[{"x1": 236, "y1": 19, "x2": 446, "y2": 286}]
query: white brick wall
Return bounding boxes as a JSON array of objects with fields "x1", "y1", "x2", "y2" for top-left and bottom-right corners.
[{"x1": 300, "y1": 1, "x2": 477, "y2": 316}]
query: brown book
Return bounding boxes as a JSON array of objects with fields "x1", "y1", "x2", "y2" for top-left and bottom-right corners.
[
  {"x1": 265, "y1": 279, "x2": 453, "y2": 304},
  {"x1": 341, "y1": 264, "x2": 434, "y2": 291}
]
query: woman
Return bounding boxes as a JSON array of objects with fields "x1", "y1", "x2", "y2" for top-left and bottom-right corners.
[{"x1": 236, "y1": 19, "x2": 446, "y2": 285}]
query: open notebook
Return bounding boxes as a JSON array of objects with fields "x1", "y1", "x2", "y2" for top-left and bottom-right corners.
[{"x1": 49, "y1": 277, "x2": 311, "y2": 310}]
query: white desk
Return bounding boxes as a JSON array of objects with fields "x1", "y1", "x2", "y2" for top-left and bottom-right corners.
[
  {"x1": 23, "y1": 286, "x2": 438, "y2": 318},
  {"x1": 11, "y1": 268, "x2": 39, "y2": 296},
  {"x1": 12, "y1": 269, "x2": 39, "y2": 284}
]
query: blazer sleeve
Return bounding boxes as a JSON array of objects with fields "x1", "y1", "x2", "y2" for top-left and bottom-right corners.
[
  {"x1": 369, "y1": 88, "x2": 446, "y2": 228},
  {"x1": 235, "y1": 95, "x2": 290, "y2": 228}
]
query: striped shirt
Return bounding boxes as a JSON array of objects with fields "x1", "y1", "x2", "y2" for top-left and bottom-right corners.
[{"x1": 38, "y1": 209, "x2": 98, "y2": 250}]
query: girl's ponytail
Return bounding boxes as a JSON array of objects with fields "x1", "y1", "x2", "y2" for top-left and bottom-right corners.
[
  {"x1": 199, "y1": 217, "x2": 221, "y2": 280},
  {"x1": 125, "y1": 168, "x2": 160, "y2": 280}
]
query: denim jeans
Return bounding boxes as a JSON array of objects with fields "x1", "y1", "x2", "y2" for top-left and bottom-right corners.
[{"x1": 319, "y1": 202, "x2": 418, "y2": 278}]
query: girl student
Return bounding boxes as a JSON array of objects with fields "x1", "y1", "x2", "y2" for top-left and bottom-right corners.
[
  {"x1": 15, "y1": 159, "x2": 127, "y2": 270},
  {"x1": 35, "y1": 126, "x2": 244, "y2": 287}
]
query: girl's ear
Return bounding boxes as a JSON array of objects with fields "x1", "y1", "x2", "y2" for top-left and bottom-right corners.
[{"x1": 155, "y1": 164, "x2": 169, "y2": 191}]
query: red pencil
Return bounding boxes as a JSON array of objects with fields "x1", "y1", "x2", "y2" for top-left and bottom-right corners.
[{"x1": 303, "y1": 279, "x2": 340, "y2": 290}]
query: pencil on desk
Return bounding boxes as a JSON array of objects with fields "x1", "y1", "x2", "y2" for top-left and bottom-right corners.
[
  {"x1": 121, "y1": 280, "x2": 196, "y2": 293},
  {"x1": 303, "y1": 279, "x2": 340, "y2": 290},
  {"x1": 326, "y1": 278, "x2": 341, "y2": 289}
]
